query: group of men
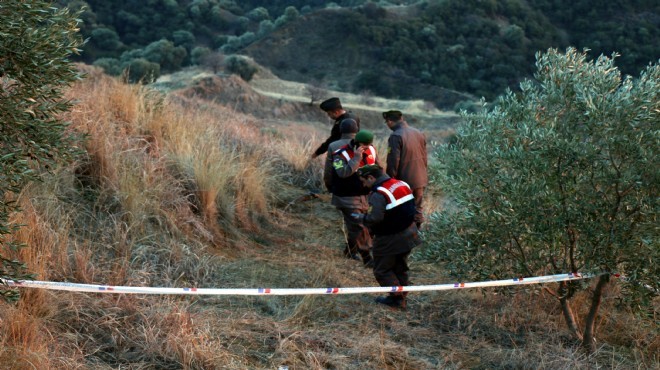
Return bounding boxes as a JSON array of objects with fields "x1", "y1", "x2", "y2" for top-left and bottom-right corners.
[{"x1": 313, "y1": 97, "x2": 427, "y2": 310}]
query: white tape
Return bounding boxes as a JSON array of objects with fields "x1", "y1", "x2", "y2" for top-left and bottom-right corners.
[{"x1": 0, "y1": 272, "x2": 591, "y2": 296}]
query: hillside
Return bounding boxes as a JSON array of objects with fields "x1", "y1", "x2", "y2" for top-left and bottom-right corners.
[
  {"x1": 63, "y1": 0, "x2": 660, "y2": 107},
  {"x1": 152, "y1": 65, "x2": 462, "y2": 144},
  {"x1": 0, "y1": 65, "x2": 656, "y2": 368}
]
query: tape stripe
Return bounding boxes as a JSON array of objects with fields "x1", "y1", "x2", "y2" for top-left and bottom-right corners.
[{"x1": 0, "y1": 273, "x2": 590, "y2": 296}]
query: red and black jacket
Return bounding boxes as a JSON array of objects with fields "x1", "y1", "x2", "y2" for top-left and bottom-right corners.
[
  {"x1": 330, "y1": 143, "x2": 376, "y2": 197},
  {"x1": 370, "y1": 178, "x2": 416, "y2": 235}
]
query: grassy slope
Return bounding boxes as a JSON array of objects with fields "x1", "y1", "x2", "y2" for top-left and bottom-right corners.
[{"x1": 0, "y1": 67, "x2": 656, "y2": 369}]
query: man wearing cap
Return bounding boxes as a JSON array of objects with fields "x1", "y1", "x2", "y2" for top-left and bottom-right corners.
[
  {"x1": 312, "y1": 97, "x2": 360, "y2": 159},
  {"x1": 354, "y1": 164, "x2": 422, "y2": 309},
  {"x1": 323, "y1": 122, "x2": 377, "y2": 266},
  {"x1": 383, "y1": 110, "x2": 428, "y2": 229}
]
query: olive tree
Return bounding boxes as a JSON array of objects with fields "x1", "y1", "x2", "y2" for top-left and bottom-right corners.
[
  {"x1": 427, "y1": 48, "x2": 658, "y2": 352},
  {"x1": 0, "y1": 1, "x2": 84, "y2": 301}
]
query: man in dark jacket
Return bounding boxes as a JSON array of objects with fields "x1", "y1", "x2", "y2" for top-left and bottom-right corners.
[
  {"x1": 383, "y1": 110, "x2": 428, "y2": 229},
  {"x1": 311, "y1": 97, "x2": 360, "y2": 159},
  {"x1": 323, "y1": 120, "x2": 376, "y2": 266},
  {"x1": 354, "y1": 164, "x2": 423, "y2": 309}
]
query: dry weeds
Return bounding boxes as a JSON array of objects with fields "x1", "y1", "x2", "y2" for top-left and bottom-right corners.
[{"x1": 0, "y1": 67, "x2": 656, "y2": 369}]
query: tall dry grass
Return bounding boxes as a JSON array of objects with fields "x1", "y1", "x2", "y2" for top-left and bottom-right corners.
[
  {"x1": 0, "y1": 66, "x2": 656, "y2": 369},
  {"x1": 0, "y1": 67, "x2": 310, "y2": 367}
]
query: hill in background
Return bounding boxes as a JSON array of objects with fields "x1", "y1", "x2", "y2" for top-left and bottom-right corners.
[
  {"x1": 152, "y1": 63, "x2": 462, "y2": 144},
  {"x1": 62, "y1": 0, "x2": 659, "y2": 108}
]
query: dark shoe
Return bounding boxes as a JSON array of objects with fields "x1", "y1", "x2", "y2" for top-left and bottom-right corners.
[{"x1": 375, "y1": 295, "x2": 406, "y2": 310}]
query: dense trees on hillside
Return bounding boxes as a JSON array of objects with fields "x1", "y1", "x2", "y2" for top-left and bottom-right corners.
[{"x1": 56, "y1": 0, "x2": 659, "y2": 101}]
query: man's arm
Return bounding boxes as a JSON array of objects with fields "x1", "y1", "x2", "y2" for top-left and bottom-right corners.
[
  {"x1": 333, "y1": 146, "x2": 365, "y2": 178},
  {"x1": 363, "y1": 192, "x2": 386, "y2": 227},
  {"x1": 312, "y1": 123, "x2": 341, "y2": 158},
  {"x1": 386, "y1": 135, "x2": 402, "y2": 179},
  {"x1": 313, "y1": 138, "x2": 332, "y2": 158},
  {"x1": 323, "y1": 152, "x2": 334, "y2": 192}
]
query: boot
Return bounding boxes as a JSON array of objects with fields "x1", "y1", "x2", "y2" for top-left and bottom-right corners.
[{"x1": 375, "y1": 294, "x2": 406, "y2": 310}]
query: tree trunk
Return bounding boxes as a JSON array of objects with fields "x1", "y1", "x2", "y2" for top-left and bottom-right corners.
[
  {"x1": 558, "y1": 281, "x2": 583, "y2": 341},
  {"x1": 582, "y1": 274, "x2": 609, "y2": 353}
]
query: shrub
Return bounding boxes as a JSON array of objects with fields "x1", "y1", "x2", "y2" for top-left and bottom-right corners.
[
  {"x1": 427, "y1": 48, "x2": 658, "y2": 352},
  {"x1": 225, "y1": 56, "x2": 258, "y2": 81},
  {"x1": 125, "y1": 58, "x2": 161, "y2": 83}
]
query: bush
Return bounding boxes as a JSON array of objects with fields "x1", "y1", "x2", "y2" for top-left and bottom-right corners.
[
  {"x1": 225, "y1": 55, "x2": 258, "y2": 81},
  {"x1": 125, "y1": 58, "x2": 161, "y2": 83},
  {"x1": 427, "y1": 48, "x2": 658, "y2": 352},
  {"x1": 93, "y1": 57, "x2": 123, "y2": 76}
]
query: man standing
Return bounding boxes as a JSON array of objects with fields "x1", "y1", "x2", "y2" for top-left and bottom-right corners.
[
  {"x1": 354, "y1": 164, "x2": 422, "y2": 309},
  {"x1": 311, "y1": 97, "x2": 360, "y2": 159},
  {"x1": 323, "y1": 121, "x2": 377, "y2": 267},
  {"x1": 383, "y1": 110, "x2": 428, "y2": 229}
]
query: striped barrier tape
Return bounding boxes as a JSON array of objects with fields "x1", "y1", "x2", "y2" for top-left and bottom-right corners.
[{"x1": 0, "y1": 272, "x2": 591, "y2": 296}]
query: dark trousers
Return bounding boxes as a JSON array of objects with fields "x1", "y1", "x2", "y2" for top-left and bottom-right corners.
[
  {"x1": 373, "y1": 251, "x2": 411, "y2": 296},
  {"x1": 338, "y1": 207, "x2": 372, "y2": 254}
]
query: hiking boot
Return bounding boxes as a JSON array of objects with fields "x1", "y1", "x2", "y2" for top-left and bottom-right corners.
[{"x1": 375, "y1": 295, "x2": 406, "y2": 310}]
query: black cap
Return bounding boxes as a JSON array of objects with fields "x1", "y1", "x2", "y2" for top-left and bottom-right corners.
[
  {"x1": 340, "y1": 118, "x2": 358, "y2": 134},
  {"x1": 320, "y1": 97, "x2": 342, "y2": 111},
  {"x1": 382, "y1": 110, "x2": 403, "y2": 121}
]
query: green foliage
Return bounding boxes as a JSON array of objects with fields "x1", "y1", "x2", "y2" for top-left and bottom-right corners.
[
  {"x1": 247, "y1": 6, "x2": 270, "y2": 21},
  {"x1": 125, "y1": 58, "x2": 161, "y2": 83},
  {"x1": 93, "y1": 57, "x2": 123, "y2": 76},
  {"x1": 90, "y1": 27, "x2": 122, "y2": 51},
  {"x1": 225, "y1": 55, "x2": 258, "y2": 81},
  {"x1": 57, "y1": 0, "x2": 658, "y2": 101},
  {"x1": 0, "y1": 0, "x2": 84, "y2": 301},
  {"x1": 427, "y1": 48, "x2": 659, "y2": 309},
  {"x1": 172, "y1": 30, "x2": 196, "y2": 51},
  {"x1": 142, "y1": 39, "x2": 187, "y2": 73},
  {"x1": 191, "y1": 46, "x2": 212, "y2": 66}
]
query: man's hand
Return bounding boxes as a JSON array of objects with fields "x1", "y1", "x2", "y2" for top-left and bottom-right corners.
[{"x1": 354, "y1": 145, "x2": 366, "y2": 156}]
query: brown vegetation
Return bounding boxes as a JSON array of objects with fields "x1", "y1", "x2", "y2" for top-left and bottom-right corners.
[{"x1": 0, "y1": 67, "x2": 656, "y2": 369}]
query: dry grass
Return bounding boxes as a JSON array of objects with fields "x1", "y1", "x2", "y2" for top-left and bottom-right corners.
[{"x1": 0, "y1": 67, "x2": 656, "y2": 369}]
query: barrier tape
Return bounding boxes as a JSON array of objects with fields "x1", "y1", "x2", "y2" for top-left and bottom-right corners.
[{"x1": 0, "y1": 272, "x2": 591, "y2": 296}]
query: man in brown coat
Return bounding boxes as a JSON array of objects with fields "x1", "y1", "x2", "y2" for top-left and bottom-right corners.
[{"x1": 383, "y1": 110, "x2": 428, "y2": 228}]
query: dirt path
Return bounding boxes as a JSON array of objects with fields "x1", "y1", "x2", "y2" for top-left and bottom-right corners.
[{"x1": 250, "y1": 76, "x2": 460, "y2": 120}]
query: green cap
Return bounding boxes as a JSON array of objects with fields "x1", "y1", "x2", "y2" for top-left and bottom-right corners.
[
  {"x1": 354, "y1": 130, "x2": 374, "y2": 144},
  {"x1": 356, "y1": 164, "x2": 382, "y2": 177}
]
